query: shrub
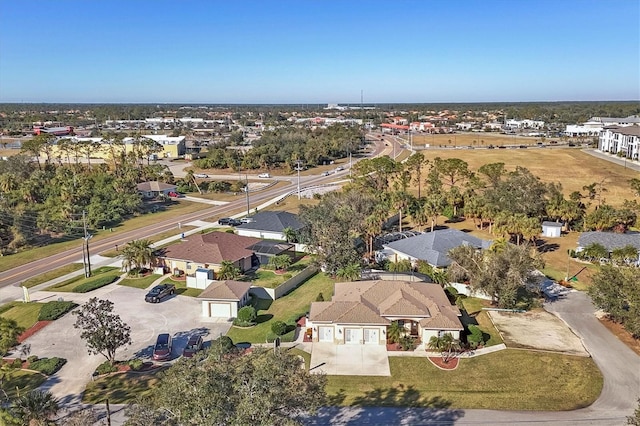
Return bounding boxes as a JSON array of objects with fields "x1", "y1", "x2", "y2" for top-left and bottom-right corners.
[
  {"x1": 467, "y1": 325, "x2": 484, "y2": 349},
  {"x1": 27, "y1": 355, "x2": 38, "y2": 364},
  {"x1": 73, "y1": 274, "x2": 119, "y2": 293},
  {"x1": 444, "y1": 286, "x2": 458, "y2": 297},
  {"x1": 399, "y1": 336, "x2": 416, "y2": 351},
  {"x1": 30, "y1": 357, "x2": 67, "y2": 375},
  {"x1": 212, "y1": 336, "x2": 234, "y2": 353},
  {"x1": 236, "y1": 306, "x2": 256, "y2": 323},
  {"x1": 11, "y1": 358, "x2": 22, "y2": 369},
  {"x1": 128, "y1": 358, "x2": 144, "y2": 371},
  {"x1": 38, "y1": 301, "x2": 78, "y2": 321},
  {"x1": 271, "y1": 321, "x2": 287, "y2": 336},
  {"x1": 315, "y1": 292, "x2": 324, "y2": 302},
  {"x1": 94, "y1": 361, "x2": 118, "y2": 376}
]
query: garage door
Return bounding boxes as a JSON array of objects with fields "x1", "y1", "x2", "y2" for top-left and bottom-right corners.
[
  {"x1": 364, "y1": 328, "x2": 379, "y2": 344},
  {"x1": 318, "y1": 326, "x2": 334, "y2": 342},
  {"x1": 345, "y1": 328, "x2": 361, "y2": 344},
  {"x1": 209, "y1": 302, "x2": 231, "y2": 318}
]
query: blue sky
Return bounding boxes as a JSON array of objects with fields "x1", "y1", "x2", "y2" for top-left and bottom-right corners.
[{"x1": 1, "y1": 0, "x2": 638, "y2": 103}]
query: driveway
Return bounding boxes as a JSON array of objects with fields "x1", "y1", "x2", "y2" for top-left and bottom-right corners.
[
  {"x1": 20, "y1": 284, "x2": 231, "y2": 407},
  {"x1": 310, "y1": 343, "x2": 390, "y2": 376}
]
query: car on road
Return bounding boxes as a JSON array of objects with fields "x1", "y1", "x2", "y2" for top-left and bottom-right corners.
[
  {"x1": 335, "y1": 166, "x2": 344, "y2": 172},
  {"x1": 218, "y1": 217, "x2": 233, "y2": 225},
  {"x1": 153, "y1": 333, "x2": 172, "y2": 361},
  {"x1": 257, "y1": 173, "x2": 271, "y2": 178},
  {"x1": 321, "y1": 171, "x2": 330, "y2": 176},
  {"x1": 145, "y1": 284, "x2": 175, "y2": 303},
  {"x1": 194, "y1": 173, "x2": 209, "y2": 178},
  {"x1": 182, "y1": 335, "x2": 204, "y2": 358},
  {"x1": 240, "y1": 217, "x2": 254, "y2": 223}
]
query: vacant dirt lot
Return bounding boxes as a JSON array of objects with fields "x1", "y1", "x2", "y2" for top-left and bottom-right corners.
[{"x1": 488, "y1": 309, "x2": 589, "y2": 356}]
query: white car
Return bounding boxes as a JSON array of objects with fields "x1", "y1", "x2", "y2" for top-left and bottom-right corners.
[
  {"x1": 258, "y1": 173, "x2": 271, "y2": 178},
  {"x1": 194, "y1": 173, "x2": 208, "y2": 178}
]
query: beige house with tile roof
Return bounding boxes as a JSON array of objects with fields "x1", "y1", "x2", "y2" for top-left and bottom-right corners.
[
  {"x1": 308, "y1": 280, "x2": 463, "y2": 345},
  {"x1": 197, "y1": 280, "x2": 252, "y2": 319}
]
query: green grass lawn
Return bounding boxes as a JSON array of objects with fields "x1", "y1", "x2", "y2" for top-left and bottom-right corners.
[
  {"x1": 161, "y1": 277, "x2": 203, "y2": 297},
  {"x1": 460, "y1": 297, "x2": 504, "y2": 346},
  {"x1": 326, "y1": 350, "x2": 602, "y2": 411},
  {"x1": 0, "y1": 302, "x2": 44, "y2": 330},
  {"x1": 2, "y1": 371, "x2": 47, "y2": 399},
  {"x1": 82, "y1": 369, "x2": 165, "y2": 404},
  {"x1": 226, "y1": 272, "x2": 335, "y2": 344},
  {"x1": 21, "y1": 264, "x2": 84, "y2": 288},
  {"x1": 119, "y1": 274, "x2": 162, "y2": 289},
  {"x1": 45, "y1": 267, "x2": 120, "y2": 292}
]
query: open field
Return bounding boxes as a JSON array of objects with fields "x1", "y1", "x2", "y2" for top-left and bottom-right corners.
[
  {"x1": 325, "y1": 350, "x2": 602, "y2": 410},
  {"x1": 414, "y1": 148, "x2": 638, "y2": 206},
  {"x1": 412, "y1": 132, "x2": 563, "y2": 148}
]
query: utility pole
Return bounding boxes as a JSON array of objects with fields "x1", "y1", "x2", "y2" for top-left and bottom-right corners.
[
  {"x1": 295, "y1": 160, "x2": 302, "y2": 200},
  {"x1": 82, "y1": 211, "x2": 92, "y2": 278},
  {"x1": 245, "y1": 174, "x2": 250, "y2": 217}
]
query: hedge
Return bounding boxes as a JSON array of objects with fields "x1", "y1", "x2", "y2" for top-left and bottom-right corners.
[
  {"x1": 38, "y1": 301, "x2": 78, "y2": 321},
  {"x1": 29, "y1": 357, "x2": 67, "y2": 375},
  {"x1": 73, "y1": 274, "x2": 120, "y2": 293}
]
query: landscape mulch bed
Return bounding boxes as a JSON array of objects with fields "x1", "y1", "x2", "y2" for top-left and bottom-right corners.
[
  {"x1": 427, "y1": 355, "x2": 459, "y2": 370},
  {"x1": 599, "y1": 317, "x2": 640, "y2": 356},
  {"x1": 18, "y1": 321, "x2": 53, "y2": 343}
]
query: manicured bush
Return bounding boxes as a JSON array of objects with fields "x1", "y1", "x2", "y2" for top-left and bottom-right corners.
[
  {"x1": 271, "y1": 321, "x2": 287, "y2": 336},
  {"x1": 467, "y1": 325, "x2": 484, "y2": 349},
  {"x1": 236, "y1": 306, "x2": 256, "y2": 323},
  {"x1": 73, "y1": 274, "x2": 120, "y2": 293},
  {"x1": 38, "y1": 301, "x2": 78, "y2": 321},
  {"x1": 11, "y1": 358, "x2": 22, "y2": 369},
  {"x1": 128, "y1": 358, "x2": 144, "y2": 371},
  {"x1": 27, "y1": 355, "x2": 38, "y2": 364},
  {"x1": 94, "y1": 361, "x2": 118, "y2": 376},
  {"x1": 30, "y1": 357, "x2": 67, "y2": 375},
  {"x1": 315, "y1": 292, "x2": 324, "y2": 302},
  {"x1": 212, "y1": 336, "x2": 235, "y2": 353},
  {"x1": 399, "y1": 336, "x2": 417, "y2": 351}
]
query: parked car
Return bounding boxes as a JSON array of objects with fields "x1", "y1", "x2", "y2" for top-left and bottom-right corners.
[
  {"x1": 182, "y1": 335, "x2": 204, "y2": 358},
  {"x1": 257, "y1": 173, "x2": 271, "y2": 178},
  {"x1": 229, "y1": 219, "x2": 242, "y2": 226},
  {"x1": 194, "y1": 173, "x2": 208, "y2": 178},
  {"x1": 145, "y1": 284, "x2": 175, "y2": 303},
  {"x1": 218, "y1": 217, "x2": 233, "y2": 225},
  {"x1": 321, "y1": 171, "x2": 330, "y2": 176},
  {"x1": 240, "y1": 217, "x2": 254, "y2": 223},
  {"x1": 335, "y1": 166, "x2": 344, "y2": 172},
  {"x1": 153, "y1": 333, "x2": 172, "y2": 361}
]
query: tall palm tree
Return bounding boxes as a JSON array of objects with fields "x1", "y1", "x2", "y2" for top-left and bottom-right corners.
[
  {"x1": 11, "y1": 389, "x2": 59, "y2": 426},
  {"x1": 121, "y1": 239, "x2": 155, "y2": 276}
]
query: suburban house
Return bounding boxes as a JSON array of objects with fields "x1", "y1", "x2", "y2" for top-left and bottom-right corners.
[
  {"x1": 158, "y1": 232, "x2": 261, "y2": 278},
  {"x1": 235, "y1": 210, "x2": 304, "y2": 241},
  {"x1": 379, "y1": 228, "x2": 492, "y2": 269},
  {"x1": 577, "y1": 231, "x2": 640, "y2": 265},
  {"x1": 197, "y1": 280, "x2": 252, "y2": 319},
  {"x1": 308, "y1": 280, "x2": 463, "y2": 345},
  {"x1": 136, "y1": 181, "x2": 177, "y2": 199},
  {"x1": 542, "y1": 221, "x2": 563, "y2": 238}
]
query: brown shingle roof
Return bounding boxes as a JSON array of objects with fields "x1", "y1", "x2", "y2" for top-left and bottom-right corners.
[
  {"x1": 198, "y1": 280, "x2": 251, "y2": 301},
  {"x1": 136, "y1": 181, "x2": 176, "y2": 192},
  {"x1": 310, "y1": 280, "x2": 462, "y2": 330},
  {"x1": 160, "y1": 232, "x2": 261, "y2": 265}
]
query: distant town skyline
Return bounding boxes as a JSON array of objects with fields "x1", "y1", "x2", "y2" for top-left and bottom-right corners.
[{"x1": 1, "y1": 0, "x2": 638, "y2": 104}]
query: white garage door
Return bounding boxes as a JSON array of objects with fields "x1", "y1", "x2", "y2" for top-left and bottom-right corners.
[
  {"x1": 318, "y1": 326, "x2": 334, "y2": 342},
  {"x1": 345, "y1": 328, "x2": 361, "y2": 344},
  {"x1": 364, "y1": 328, "x2": 379, "y2": 344},
  {"x1": 209, "y1": 302, "x2": 231, "y2": 318}
]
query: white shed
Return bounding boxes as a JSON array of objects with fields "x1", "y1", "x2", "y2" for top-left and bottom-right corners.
[{"x1": 542, "y1": 221, "x2": 563, "y2": 238}]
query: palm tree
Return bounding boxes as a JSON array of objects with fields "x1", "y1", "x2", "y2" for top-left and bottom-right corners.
[
  {"x1": 386, "y1": 321, "x2": 404, "y2": 344},
  {"x1": 427, "y1": 333, "x2": 460, "y2": 363},
  {"x1": 121, "y1": 239, "x2": 155, "y2": 276},
  {"x1": 336, "y1": 262, "x2": 361, "y2": 281},
  {"x1": 268, "y1": 254, "x2": 292, "y2": 272},
  {"x1": 11, "y1": 389, "x2": 59, "y2": 426},
  {"x1": 218, "y1": 260, "x2": 241, "y2": 280},
  {"x1": 282, "y1": 227, "x2": 298, "y2": 243}
]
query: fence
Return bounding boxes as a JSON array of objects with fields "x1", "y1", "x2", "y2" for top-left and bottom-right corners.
[{"x1": 249, "y1": 265, "x2": 319, "y2": 300}]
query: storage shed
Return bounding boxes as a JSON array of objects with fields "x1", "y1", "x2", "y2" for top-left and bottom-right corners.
[{"x1": 542, "y1": 221, "x2": 563, "y2": 238}]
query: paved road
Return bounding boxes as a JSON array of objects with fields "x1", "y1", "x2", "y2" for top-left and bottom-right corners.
[
  {"x1": 306, "y1": 291, "x2": 640, "y2": 425},
  {"x1": 582, "y1": 148, "x2": 640, "y2": 172}
]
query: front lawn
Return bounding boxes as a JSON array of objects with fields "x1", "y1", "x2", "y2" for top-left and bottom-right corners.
[
  {"x1": 241, "y1": 256, "x2": 312, "y2": 289},
  {"x1": 45, "y1": 267, "x2": 121, "y2": 292},
  {"x1": 1, "y1": 371, "x2": 47, "y2": 399},
  {"x1": 326, "y1": 350, "x2": 602, "y2": 410},
  {"x1": 226, "y1": 272, "x2": 335, "y2": 344},
  {"x1": 119, "y1": 274, "x2": 162, "y2": 289},
  {"x1": 0, "y1": 302, "x2": 44, "y2": 330},
  {"x1": 83, "y1": 369, "x2": 164, "y2": 403}
]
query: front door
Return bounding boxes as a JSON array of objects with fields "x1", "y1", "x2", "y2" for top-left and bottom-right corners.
[{"x1": 364, "y1": 328, "x2": 379, "y2": 344}]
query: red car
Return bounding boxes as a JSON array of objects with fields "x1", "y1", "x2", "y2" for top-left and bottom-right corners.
[
  {"x1": 182, "y1": 335, "x2": 204, "y2": 358},
  {"x1": 153, "y1": 333, "x2": 172, "y2": 361}
]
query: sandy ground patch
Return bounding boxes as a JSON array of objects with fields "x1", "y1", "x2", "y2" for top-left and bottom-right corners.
[{"x1": 488, "y1": 310, "x2": 588, "y2": 356}]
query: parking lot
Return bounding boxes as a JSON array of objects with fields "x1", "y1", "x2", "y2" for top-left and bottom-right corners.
[{"x1": 21, "y1": 283, "x2": 231, "y2": 403}]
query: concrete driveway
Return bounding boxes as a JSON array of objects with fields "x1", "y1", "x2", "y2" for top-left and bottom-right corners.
[
  {"x1": 310, "y1": 343, "x2": 390, "y2": 376},
  {"x1": 20, "y1": 284, "x2": 231, "y2": 407}
]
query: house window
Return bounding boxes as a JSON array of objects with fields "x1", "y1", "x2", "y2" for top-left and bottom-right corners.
[{"x1": 186, "y1": 262, "x2": 191, "y2": 270}]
